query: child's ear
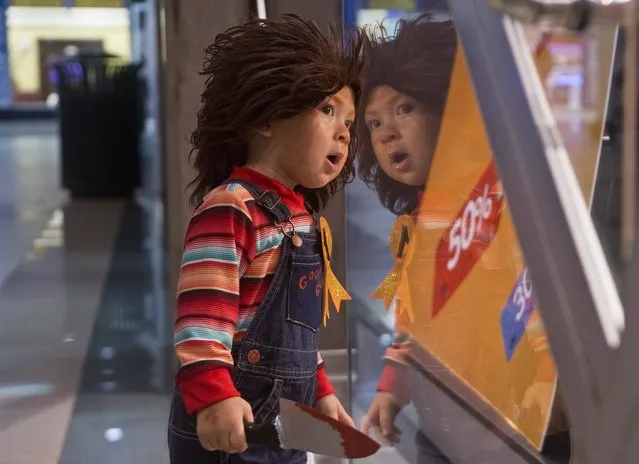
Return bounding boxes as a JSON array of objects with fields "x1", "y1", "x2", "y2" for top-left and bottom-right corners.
[{"x1": 256, "y1": 125, "x2": 272, "y2": 138}]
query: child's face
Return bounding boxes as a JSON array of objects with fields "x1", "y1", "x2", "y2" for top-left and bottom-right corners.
[
  {"x1": 260, "y1": 86, "x2": 355, "y2": 189},
  {"x1": 364, "y1": 85, "x2": 439, "y2": 187}
]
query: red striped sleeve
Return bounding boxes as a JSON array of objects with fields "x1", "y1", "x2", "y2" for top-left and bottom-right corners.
[{"x1": 175, "y1": 188, "x2": 257, "y2": 414}]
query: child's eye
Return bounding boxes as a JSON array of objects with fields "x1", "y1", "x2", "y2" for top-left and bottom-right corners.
[
  {"x1": 320, "y1": 104, "x2": 335, "y2": 116},
  {"x1": 367, "y1": 119, "x2": 381, "y2": 130},
  {"x1": 345, "y1": 119, "x2": 354, "y2": 129},
  {"x1": 398, "y1": 103, "x2": 413, "y2": 115}
]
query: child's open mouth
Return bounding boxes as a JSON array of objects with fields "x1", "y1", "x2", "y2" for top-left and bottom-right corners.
[
  {"x1": 390, "y1": 152, "x2": 412, "y2": 172},
  {"x1": 327, "y1": 153, "x2": 341, "y2": 166}
]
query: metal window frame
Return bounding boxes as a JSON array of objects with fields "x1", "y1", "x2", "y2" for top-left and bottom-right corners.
[{"x1": 446, "y1": 1, "x2": 633, "y2": 461}]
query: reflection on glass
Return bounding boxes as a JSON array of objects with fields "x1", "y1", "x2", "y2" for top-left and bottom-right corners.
[
  {"x1": 347, "y1": 3, "x2": 623, "y2": 464},
  {"x1": 345, "y1": 11, "x2": 624, "y2": 464},
  {"x1": 352, "y1": 13, "x2": 459, "y2": 462},
  {"x1": 523, "y1": 25, "x2": 616, "y2": 202},
  {"x1": 525, "y1": 24, "x2": 624, "y2": 289},
  {"x1": 387, "y1": 36, "x2": 561, "y2": 453}
]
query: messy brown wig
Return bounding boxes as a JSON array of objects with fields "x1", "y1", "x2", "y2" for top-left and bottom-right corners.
[
  {"x1": 188, "y1": 14, "x2": 363, "y2": 211},
  {"x1": 357, "y1": 15, "x2": 457, "y2": 215}
]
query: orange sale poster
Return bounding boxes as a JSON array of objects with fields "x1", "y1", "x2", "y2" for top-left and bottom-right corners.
[{"x1": 390, "y1": 24, "x2": 616, "y2": 449}]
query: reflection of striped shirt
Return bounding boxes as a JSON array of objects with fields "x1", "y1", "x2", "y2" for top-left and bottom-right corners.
[
  {"x1": 175, "y1": 167, "x2": 333, "y2": 414},
  {"x1": 376, "y1": 194, "x2": 434, "y2": 404},
  {"x1": 378, "y1": 198, "x2": 553, "y2": 408},
  {"x1": 377, "y1": 327, "x2": 412, "y2": 404}
]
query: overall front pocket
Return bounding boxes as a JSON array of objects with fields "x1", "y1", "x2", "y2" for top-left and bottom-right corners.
[
  {"x1": 235, "y1": 374, "x2": 285, "y2": 425},
  {"x1": 253, "y1": 378, "x2": 284, "y2": 424},
  {"x1": 287, "y1": 260, "x2": 323, "y2": 332}
]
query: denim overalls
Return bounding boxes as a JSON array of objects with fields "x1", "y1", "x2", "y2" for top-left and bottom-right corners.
[{"x1": 168, "y1": 179, "x2": 323, "y2": 464}]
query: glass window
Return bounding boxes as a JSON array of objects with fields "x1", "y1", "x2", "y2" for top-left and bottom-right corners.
[{"x1": 345, "y1": 3, "x2": 621, "y2": 462}]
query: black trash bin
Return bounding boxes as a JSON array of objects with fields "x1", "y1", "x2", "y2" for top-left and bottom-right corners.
[{"x1": 53, "y1": 53, "x2": 143, "y2": 198}]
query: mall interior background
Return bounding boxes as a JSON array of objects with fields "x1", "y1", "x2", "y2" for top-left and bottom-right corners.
[{"x1": 0, "y1": 0, "x2": 625, "y2": 463}]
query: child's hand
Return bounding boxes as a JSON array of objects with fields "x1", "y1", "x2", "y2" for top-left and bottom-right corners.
[
  {"x1": 196, "y1": 397, "x2": 254, "y2": 454},
  {"x1": 315, "y1": 394, "x2": 355, "y2": 427},
  {"x1": 360, "y1": 392, "x2": 404, "y2": 446}
]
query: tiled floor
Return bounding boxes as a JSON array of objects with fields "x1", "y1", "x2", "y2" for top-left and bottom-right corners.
[
  {"x1": 0, "y1": 121, "x2": 67, "y2": 286},
  {"x1": 0, "y1": 201, "x2": 124, "y2": 464},
  {"x1": 0, "y1": 121, "x2": 173, "y2": 464},
  {"x1": 0, "y1": 196, "x2": 175, "y2": 464}
]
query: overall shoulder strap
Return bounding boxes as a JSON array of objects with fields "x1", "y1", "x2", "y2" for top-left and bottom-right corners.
[{"x1": 222, "y1": 179, "x2": 292, "y2": 223}]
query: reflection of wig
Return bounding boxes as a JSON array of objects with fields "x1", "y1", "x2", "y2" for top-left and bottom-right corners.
[
  {"x1": 188, "y1": 14, "x2": 363, "y2": 211},
  {"x1": 357, "y1": 15, "x2": 457, "y2": 215}
]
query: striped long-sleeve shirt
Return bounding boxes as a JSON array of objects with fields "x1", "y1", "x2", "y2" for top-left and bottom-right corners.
[{"x1": 175, "y1": 167, "x2": 334, "y2": 414}]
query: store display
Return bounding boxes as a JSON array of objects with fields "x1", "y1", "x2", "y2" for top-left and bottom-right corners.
[{"x1": 393, "y1": 24, "x2": 614, "y2": 448}]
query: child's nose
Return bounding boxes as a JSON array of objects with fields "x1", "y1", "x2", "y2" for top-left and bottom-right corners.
[
  {"x1": 381, "y1": 124, "x2": 400, "y2": 144},
  {"x1": 335, "y1": 122, "x2": 351, "y2": 144}
]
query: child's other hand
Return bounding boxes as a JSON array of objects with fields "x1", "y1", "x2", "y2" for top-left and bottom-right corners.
[
  {"x1": 196, "y1": 396, "x2": 254, "y2": 454},
  {"x1": 315, "y1": 394, "x2": 355, "y2": 428},
  {"x1": 360, "y1": 392, "x2": 403, "y2": 446}
]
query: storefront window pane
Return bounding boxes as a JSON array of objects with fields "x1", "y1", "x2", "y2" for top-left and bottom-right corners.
[{"x1": 344, "y1": 2, "x2": 619, "y2": 462}]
